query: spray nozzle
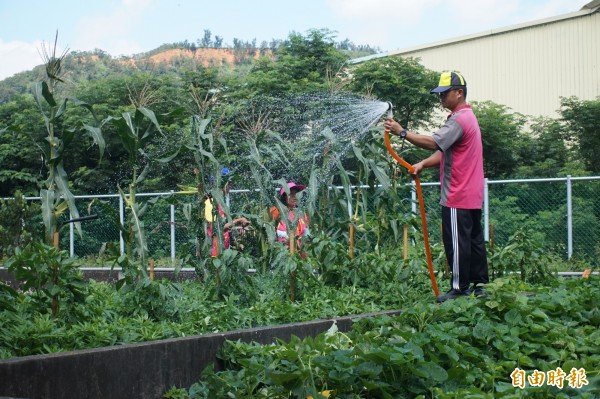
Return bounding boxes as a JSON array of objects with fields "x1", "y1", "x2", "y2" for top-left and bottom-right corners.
[{"x1": 385, "y1": 101, "x2": 393, "y2": 119}]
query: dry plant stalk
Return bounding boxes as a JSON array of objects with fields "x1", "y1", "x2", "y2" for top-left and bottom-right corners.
[
  {"x1": 127, "y1": 70, "x2": 160, "y2": 108},
  {"x1": 325, "y1": 65, "x2": 350, "y2": 93},
  {"x1": 39, "y1": 31, "x2": 69, "y2": 87},
  {"x1": 237, "y1": 108, "x2": 272, "y2": 139},
  {"x1": 190, "y1": 84, "x2": 218, "y2": 118}
]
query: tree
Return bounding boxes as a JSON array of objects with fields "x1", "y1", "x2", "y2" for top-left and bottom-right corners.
[
  {"x1": 512, "y1": 116, "x2": 576, "y2": 178},
  {"x1": 0, "y1": 94, "x2": 45, "y2": 196},
  {"x1": 200, "y1": 29, "x2": 212, "y2": 48},
  {"x1": 67, "y1": 73, "x2": 179, "y2": 194},
  {"x1": 278, "y1": 29, "x2": 347, "y2": 86},
  {"x1": 472, "y1": 101, "x2": 527, "y2": 178},
  {"x1": 349, "y1": 56, "x2": 439, "y2": 130},
  {"x1": 338, "y1": 38, "x2": 351, "y2": 50},
  {"x1": 242, "y1": 29, "x2": 348, "y2": 96},
  {"x1": 560, "y1": 96, "x2": 600, "y2": 173}
]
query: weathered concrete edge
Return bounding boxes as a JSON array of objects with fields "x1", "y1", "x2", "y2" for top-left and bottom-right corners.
[{"x1": 0, "y1": 309, "x2": 402, "y2": 399}]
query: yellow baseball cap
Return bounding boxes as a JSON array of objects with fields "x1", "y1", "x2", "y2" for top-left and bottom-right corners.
[{"x1": 430, "y1": 72, "x2": 466, "y2": 94}]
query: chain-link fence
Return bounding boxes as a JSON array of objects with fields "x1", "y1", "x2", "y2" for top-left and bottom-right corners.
[
  {"x1": 418, "y1": 176, "x2": 600, "y2": 264},
  {"x1": 11, "y1": 176, "x2": 600, "y2": 266}
]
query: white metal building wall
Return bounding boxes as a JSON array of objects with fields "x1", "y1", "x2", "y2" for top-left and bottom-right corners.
[{"x1": 360, "y1": 7, "x2": 600, "y2": 119}]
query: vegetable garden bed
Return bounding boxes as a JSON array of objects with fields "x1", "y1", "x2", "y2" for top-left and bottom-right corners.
[
  {"x1": 166, "y1": 277, "x2": 600, "y2": 399},
  {"x1": 0, "y1": 309, "x2": 400, "y2": 399}
]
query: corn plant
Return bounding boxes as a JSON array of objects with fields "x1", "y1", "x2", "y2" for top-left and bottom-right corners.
[
  {"x1": 26, "y1": 33, "x2": 104, "y2": 244},
  {"x1": 188, "y1": 115, "x2": 231, "y2": 258},
  {"x1": 171, "y1": 111, "x2": 256, "y2": 296},
  {"x1": 326, "y1": 134, "x2": 399, "y2": 257},
  {"x1": 1, "y1": 34, "x2": 102, "y2": 318},
  {"x1": 244, "y1": 126, "x2": 293, "y2": 248},
  {"x1": 109, "y1": 107, "x2": 177, "y2": 278}
]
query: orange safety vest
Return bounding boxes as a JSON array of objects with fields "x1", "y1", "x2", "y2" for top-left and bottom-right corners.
[{"x1": 276, "y1": 210, "x2": 309, "y2": 244}]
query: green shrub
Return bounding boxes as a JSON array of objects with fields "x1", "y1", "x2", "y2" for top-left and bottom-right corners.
[
  {"x1": 4, "y1": 241, "x2": 86, "y2": 316},
  {"x1": 0, "y1": 191, "x2": 41, "y2": 259}
]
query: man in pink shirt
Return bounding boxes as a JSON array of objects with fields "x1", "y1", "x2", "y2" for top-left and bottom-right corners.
[{"x1": 384, "y1": 71, "x2": 488, "y2": 303}]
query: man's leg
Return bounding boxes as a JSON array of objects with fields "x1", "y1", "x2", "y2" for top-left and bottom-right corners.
[
  {"x1": 469, "y1": 209, "x2": 489, "y2": 286},
  {"x1": 441, "y1": 206, "x2": 473, "y2": 292}
]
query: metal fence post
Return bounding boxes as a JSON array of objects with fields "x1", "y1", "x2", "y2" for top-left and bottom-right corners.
[
  {"x1": 69, "y1": 212, "x2": 74, "y2": 256},
  {"x1": 566, "y1": 175, "x2": 572, "y2": 259},
  {"x1": 170, "y1": 190, "x2": 176, "y2": 261},
  {"x1": 484, "y1": 178, "x2": 489, "y2": 242},
  {"x1": 119, "y1": 195, "x2": 125, "y2": 255}
]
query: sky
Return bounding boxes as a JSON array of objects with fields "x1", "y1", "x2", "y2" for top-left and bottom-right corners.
[{"x1": 0, "y1": 0, "x2": 591, "y2": 81}]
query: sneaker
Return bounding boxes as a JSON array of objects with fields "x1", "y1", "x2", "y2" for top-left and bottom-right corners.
[{"x1": 436, "y1": 289, "x2": 468, "y2": 303}]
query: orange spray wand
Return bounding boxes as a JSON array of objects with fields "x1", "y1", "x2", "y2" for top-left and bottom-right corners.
[{"x1": 383, "y1": 102, "x2": 439, "y2": 298}]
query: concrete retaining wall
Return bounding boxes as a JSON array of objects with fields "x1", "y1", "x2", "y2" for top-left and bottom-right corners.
[
  {"x1": 0, "y1": 268, "x2": 202, "y2": 289},
  {"x1": 0, "y1": 309, "x2": 401, "y2": 399}
]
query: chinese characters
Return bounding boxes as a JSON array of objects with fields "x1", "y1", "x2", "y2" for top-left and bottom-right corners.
[{"x1": 511, "y1": 367, "x2": 588, "y2": 389}]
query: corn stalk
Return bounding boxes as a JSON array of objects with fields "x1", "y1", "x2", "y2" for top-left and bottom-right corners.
[
  {"x1": 110, "y1": 107, "x2": 175, "y2": 272},
  {"x1": 32, "y1": 32, "x2": 105, "y2": 244}
]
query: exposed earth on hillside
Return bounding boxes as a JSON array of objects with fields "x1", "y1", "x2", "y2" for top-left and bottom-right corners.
[{"x1": 142, "y1": 48, "x2": 271, "y2": 67}]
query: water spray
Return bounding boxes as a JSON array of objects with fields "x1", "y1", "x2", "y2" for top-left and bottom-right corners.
[{"x1": 383, "y1": 102, "x2": 439, "y2": 298}]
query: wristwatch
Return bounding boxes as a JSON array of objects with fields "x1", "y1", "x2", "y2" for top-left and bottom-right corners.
[{"x1": 399, "y1": 129, "x2": 408, "y2": 139}]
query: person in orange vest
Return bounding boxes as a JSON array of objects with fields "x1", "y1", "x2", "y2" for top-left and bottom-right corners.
[
  {"x1": 270, "y1": 182, "x2": 310, "y2": 250},
  {"x1": 204, "y1": 170, "x2": 250, "y2": 257}
]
